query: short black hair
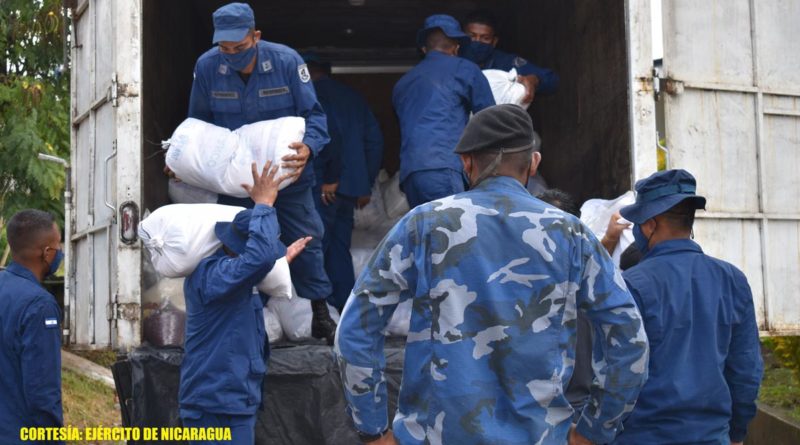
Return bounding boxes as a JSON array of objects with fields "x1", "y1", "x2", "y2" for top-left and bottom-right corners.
[
  {"x1": 471, "y1": 148, "x2": 533, "y2": 177},
  {"x1": 537, "y1": 189, "x2": 581, "y2": 218},
  {"x1": 659, "y1": 199, "x2": 697, "y2": 231},
  {"x1": 464, "y1": 9, "x2": 499, "y2": 32},
  {"x1": 425, "y1": 29, "x2": 458, "y2": 51},
  {"x1": 7, "y1": 209, "x2": 56, "y2": 253}
]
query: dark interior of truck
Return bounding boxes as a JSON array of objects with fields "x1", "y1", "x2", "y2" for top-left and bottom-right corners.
[{"x1": 141, "y1": 0, "x2": 632, "y2": 213}]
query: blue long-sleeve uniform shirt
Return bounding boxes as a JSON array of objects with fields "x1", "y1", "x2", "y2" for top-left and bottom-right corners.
[
  {"x1": 393, "y1": 51, "x2": 495, "y2": 183},
  {"x1": 480, "y1": 48, "x2": 560, "y2": 95},
  {"x1": 334, "y1": 176, "x2": 649, "y2": 445},
  {"x1": 188, "y1": 40, "x2": 330, "y2": 192},
  {"x1": 0, "y1": 263, "x2": 63, "y2": 443},
  {"x1": 179, "y1": 204, "x2": 286, "y2": 415},
  {"x1": 616, "y1": 239, "x2": 763, "y2": 445},
  {"x1": 312, "y1": 76, "x2": 383, "y2": 197}
]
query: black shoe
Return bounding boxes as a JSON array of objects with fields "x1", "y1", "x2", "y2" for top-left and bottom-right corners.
[{"x1": 311, "y1": 299, "x2": 337, "y2": 346}]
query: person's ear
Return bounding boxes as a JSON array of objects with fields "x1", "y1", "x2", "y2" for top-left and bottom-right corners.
[
  {"x1": 421, "y1": 46, "x2": 428, "y2": 54},
  {"x1": 453, "y1": 44, "x2": 460, "y2": 56},
  {"x1": 642, "y1": 218, "x2": 657, "y2": 238},
  {"x1": 491, "y1": 36, "x2": 499, "y2": 47},
  {"x1": 529, "y1": 152, "x2": 542, "y2": 177},
  {"x1": 460, "y1": 154, "x2": 472, "y2": 176},
  {"x1": 253, "y1": 30, "x2": 262, "y2": 42}
]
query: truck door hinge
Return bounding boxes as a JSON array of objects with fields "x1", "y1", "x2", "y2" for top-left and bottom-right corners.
[
  {"x1": 107, "y1": 301, "x2": 140, "y2": 322},
  {"x1": 110, "y1": 73, "x2": 118, "y2": 107}
]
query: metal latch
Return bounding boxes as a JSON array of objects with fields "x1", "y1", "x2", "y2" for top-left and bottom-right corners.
[{"x1": 110, "y1": 73, "x2": 118, "y2": 107}]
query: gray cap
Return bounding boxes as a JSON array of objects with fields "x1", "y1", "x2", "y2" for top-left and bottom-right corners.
[{"x1": 454, "y1": 104, "x2": 539, "y2": 154}]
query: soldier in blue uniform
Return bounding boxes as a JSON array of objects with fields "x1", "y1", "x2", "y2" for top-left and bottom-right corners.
[
  {"x1": 186, "y1": 2, "x2": 336, "y2": 343},
  {"x1": 393, "y1": 14, "x2": 495, "y2": 208},
  {"x1": 334, "y1": 105, "x2": 649, "y2": 445},
  {"x1": 460, "y1": 9, "x2": 559, "y2": 103},
  {"x1": 304, "y1": 55, "x2": 384, "y2": 311},
  {"x1": 179, "y1": 162, "x2": 310, "y2": 444},
  {"x1": 0, "y1": 210, "x2": 64, "y2": 444},
  {"x1": 614, "y1": 169, "x2": 763, "y2": 445}
]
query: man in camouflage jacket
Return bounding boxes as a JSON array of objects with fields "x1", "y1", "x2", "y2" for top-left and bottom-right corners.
[{"x1": 334, "y1": 105, "x2": 649, "y2": 445}]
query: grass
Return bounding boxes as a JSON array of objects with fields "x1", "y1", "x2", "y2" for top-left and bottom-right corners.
[
  {"x1": 758, "y1": 343, "x2": 800, "y2": 423},
  {"x1": 62, "y1": 367, "x2": 123, "y2": 444},
  {"x1": 70, "y1": 349, "x2": 118, "y2": 369}
]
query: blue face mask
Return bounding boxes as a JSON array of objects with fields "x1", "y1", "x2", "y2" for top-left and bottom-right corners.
[
  {"x1": 632, "y1": 224, "x2": 650, "y2": 255},
  {"x1": 46, "y1": 248, "x2": 64, "y2": 277},
  {"x1": 461, "y1": 41, "x2": 495, "y2": 65},
  {"x1": 222, "y1": 45, "x2": 257, "y2": 72}
]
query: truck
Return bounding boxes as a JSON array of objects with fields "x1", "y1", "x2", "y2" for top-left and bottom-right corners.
[{"x1": 67, "y1": 0, "x2": 800, "y2": 351}]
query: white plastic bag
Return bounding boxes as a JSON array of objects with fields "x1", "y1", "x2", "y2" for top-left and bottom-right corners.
[
  {"x1": 168, "y1": 179, "x2": 218, "y2": 204},
  {"x1": 139, "y1": 204, "x2": 245, "y2": 278},
  {"x1": 385, "y1": 299, "x2": 412, "y2": 337},
  {"x1": 165, "y1": 117, "x2": 303, "y2": 198},
  {"x1": 580, "y1": 191, "x2": 636, "y2": 266},
  {"x1": 483, "y1": 68, "x2": 530, "y2": 109},
  {"x1": 354, "y1": 170, "x2": 389, "y2": 230},
  {"x1": 256, "y1": 257, "x2": 293, "y2": 298}
]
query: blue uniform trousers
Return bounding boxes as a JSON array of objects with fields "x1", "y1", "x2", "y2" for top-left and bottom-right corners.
[
  {"x1": 180, "y1": 410, "x2": 256, "y2": 445},
  {"x1": 313, "y1": 189, "x2": 356, "y2": 310},
  {"x1": 219, "y1": 187, "x2": 331, "y2": 301},
  {"x1": 401, "y1": 168, "x2": 466, "y2": 208}
]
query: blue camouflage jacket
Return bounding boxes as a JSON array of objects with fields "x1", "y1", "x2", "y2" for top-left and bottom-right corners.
[{"x1": 334, "y1": 176, "x2": 649, "y2": 445}]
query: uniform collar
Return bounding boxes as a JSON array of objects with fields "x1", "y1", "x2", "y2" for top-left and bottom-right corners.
[
  {"x1": 472, "y1": 175, "x2": 529, "y2": 194},
  {"x1": 5, "y1": 262, "x2": 43, "y2": 286},
  {"x1": 425, "y1": 50, "x2": 451, "y2": 60},
  {"x1": 644, "y1": 238, "x2": 703, "y2": 260}
]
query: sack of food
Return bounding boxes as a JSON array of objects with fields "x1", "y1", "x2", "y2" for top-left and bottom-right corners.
[
  {"x1": 483, "y1": 68, "x2": 529, "y2": 109},
  {"x1": 164, "y1": 117, "x2": 303, "y2": 197},
  {"x1": 168, "y1": 179, "x2": 218, "y2": 204}
]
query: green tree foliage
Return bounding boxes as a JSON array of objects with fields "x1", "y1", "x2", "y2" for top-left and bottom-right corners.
[{"x1": 0, "y1": 0, "x2": 69, "y2": 263}]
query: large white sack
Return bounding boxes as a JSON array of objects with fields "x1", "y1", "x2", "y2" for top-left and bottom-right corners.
[
  {"x1": 139, "y1": 204, "x2": 296, "y2": 296},
  {"x1": 139, "y1": 204, "x2": 245, "y2": 278},
  {"x1": 580, "y1": 191, "x2": 635, "y2": 266},
  {"x1": 263, "y1": 304, "x2": 284, "y2": 344},
  {"x1": 164, "y1": 117, "x2": 303, "y2": 197},
  {"x1": 168, "y1": 179, "x2": 218, "y2": 204},
  {"x1": 270, "y1": 296, "x2": 339, "y2": 342},
  {"x1": 386, "y1": 299, "x2": 412, "y2": 337},
  {"x1": 483, "y1": 68, "x2": 530, "y2": 110},
  {"x1": 164, "y1": 118, "x2": 239, "y2": 194},
  {"x1": 224, "y1": 117, "x2": 305, "y2": 197},
  {"x1": 381, "y1": 172, "x2": 410, "y2": 218}
]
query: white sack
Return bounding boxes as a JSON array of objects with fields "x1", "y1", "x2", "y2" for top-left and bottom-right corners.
[
  {"x1": 483, "y1": 68, "x2": 530, "y2": 110},
  {"x1": 382, "y1": 172, "x2": 410, "y2": 218},
  {"x1": 270, "y1": 296, "x2": 339, "y2": 342},
  {"x1": 385, "y1": 299, "x2": 412, "y2": 337},
  {"x1": 165, "y1": 117, "x2": 303, "y2": 198},
  {"x1": 168, "y1": 179, "x2": 218, "y2": 204},
  {"x1": 142, "y1": 277, "x2": 186, "y2": 312},
  {"x1": 263, "y1": 304, "x2": 284, "y2": 343},
  {"x1": 580, "y1": 191, "x2": 636, "y2": 266},
  {"x1": 139, "y1": 204, "x2": 245, "y2": 278},
  {"x1": 256, "y1": 257, "x2": 294, "y2": 298},
  {"x1": 354, "y1": 170, "x2": 389, "y2": 230}
]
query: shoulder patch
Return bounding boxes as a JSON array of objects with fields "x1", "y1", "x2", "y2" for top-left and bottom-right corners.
[
  {"x1": 298, "y1": 63, "x2": 311, "y2": 83},
  {"x1": 513, "y1": 56, "x2": 528, "y2": 68},
  {"x1": 44, "y1": 317, "x2": 58, "y2": 328}
]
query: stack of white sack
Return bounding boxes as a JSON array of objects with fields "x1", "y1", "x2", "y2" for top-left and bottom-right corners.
[
  {"x1": 350, "y1": 169, "x2": 412, "y2": 336},
  {"x1": 580, "y1": 191, "x2": 636, "y2": 267},
  {"x1": 163, "y1": 117, "x2": 304, "y2": 198},
  {"x1": 483, "y1": 68, "x2": 530, "y2": 110}
]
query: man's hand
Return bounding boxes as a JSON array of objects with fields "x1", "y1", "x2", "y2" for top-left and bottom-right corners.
[
  {"x1": 518, "y1": 74, "x2": 540, "y2": 104},
  {"x1": 601, "y1": 211, "x2": 631, "y2": 255},
  {"x1": 163, "y1": 165, "x2": 178, "y2": 180},
  {"x1": 568, "y1": 426, "x2": 594, "y2": 445},
  {"x1": 365, "y1": 431, "x2": 397, "y2": 445},
  {"x1": 241, "y1": 161, "x2": 289, "y2": 207},
  {"x1": 321, "y1": 182, "x2": 339, "y2": 206},
  {"x1": 286, "y1": 236, "x2": 312, "y2": 263},
  {"x1": 282, "y1": 141, "x2": 312, "y2": 177},
  {"x1": 356, "y1": 195, "x2": 371, "y2": 209}
]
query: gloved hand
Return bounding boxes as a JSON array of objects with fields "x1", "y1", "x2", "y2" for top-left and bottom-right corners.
[{"x1": 311, "y1": 299, "x2": 337, "y2": 345}]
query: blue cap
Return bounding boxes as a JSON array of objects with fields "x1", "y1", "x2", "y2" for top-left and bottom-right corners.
[
  {"x1": 417, "y1": 14, "x2": 469, "y2": 49},
  {"x1": 212, "y1": 3, "x2": 255, "y2": 44},
  {"x1": 620, "y1": 169, "x2": 707, "y2": 224},
  {"x1": 214, "y1": 209, "x2": 252, "y2": 255}
]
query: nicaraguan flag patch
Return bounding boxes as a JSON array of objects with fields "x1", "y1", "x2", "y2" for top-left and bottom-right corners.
[{"x1": 44, "y1": 318, "x2": 58, "y2": 328}]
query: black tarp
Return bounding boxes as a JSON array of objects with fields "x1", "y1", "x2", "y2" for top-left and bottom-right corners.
[{"x1": 112, "y1": 339, "x2": 405, "y2": 445}]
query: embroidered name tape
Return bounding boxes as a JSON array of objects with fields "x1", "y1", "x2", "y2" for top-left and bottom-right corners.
[
  {"x1": 259, "y1": 86, "x2": 290, "y2": 97},
  {"x1": 211, "y1": 91, "x2": 239, "y2": 99}
]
